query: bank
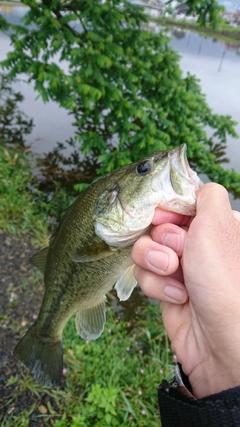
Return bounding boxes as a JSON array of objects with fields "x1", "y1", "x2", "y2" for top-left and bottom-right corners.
[{"x1": 155, "y1": 17, "x2": 240, "y2": 45}]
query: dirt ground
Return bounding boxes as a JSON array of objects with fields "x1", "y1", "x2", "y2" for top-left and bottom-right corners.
[{"x1": 0, "y1": 230, "x2": 62, "y2": 426}]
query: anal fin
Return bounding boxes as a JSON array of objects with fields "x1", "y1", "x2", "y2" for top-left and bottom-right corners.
[
  {"x1": 115, "y1": 264, "x2": 137, "y2": 301},
  {"x1": 76, "y1": 298, "x2": 106, "y2": 340}
]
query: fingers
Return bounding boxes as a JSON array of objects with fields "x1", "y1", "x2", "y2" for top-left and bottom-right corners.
[
  {"x1": 132, "y1": 184, "x2": 240, "y2": 308},
  {"x1": 134, "y1": 266, "x2": 188, "y2": 303},
  {"x1": 152, "y1": 208, "x2": 191, "y2": 226},
  {"x1": 132, "y1": 233, "x2": 188, "y2": 304},
  {"x1": 151, "y1": 223, "x2": 187, "y2": 256},
  {"x1": 132, "y1": 235, "x2": 180, "y2": 276}
]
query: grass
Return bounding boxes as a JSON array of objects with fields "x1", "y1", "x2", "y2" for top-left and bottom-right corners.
[
  {"x1": 0, "y1": 146, "x2": 76, "y2": 246},
  {"x1": 1, "y1": 147, "x2": 173, "y2": 426},
  {"x1": 0, "y1": 146, "x2": 48, "y2": 245}
]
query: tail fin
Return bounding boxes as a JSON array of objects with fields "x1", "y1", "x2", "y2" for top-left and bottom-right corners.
[{"x1": 13, "y1": 325, "x2": 63, "y2": 386}]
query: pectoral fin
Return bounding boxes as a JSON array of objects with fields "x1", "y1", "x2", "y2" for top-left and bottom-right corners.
[
  {"x1": 75, "y1": 299, "x2": 106, "y2": 340},
  {"x1": 29, "y1": 247, "x2": 49, "y2": 274},
  {"x1": 115, "y1": 264, "x2": 137, "y2": 301},
  {"x1": 72, "y1": 242, "x2": 118, "y2": 263}
]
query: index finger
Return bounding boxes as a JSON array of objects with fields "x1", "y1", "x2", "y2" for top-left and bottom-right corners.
[{"x1": 152, "y1": 208, "x2": 192, "y2": 227}]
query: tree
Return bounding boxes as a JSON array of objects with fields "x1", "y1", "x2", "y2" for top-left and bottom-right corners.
[{"x1": 0, "y1": 0, "x2": 239, "y2": 195}]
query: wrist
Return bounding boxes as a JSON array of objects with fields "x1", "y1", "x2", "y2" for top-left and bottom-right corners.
[{"x1": 188, "y1": 355, "x2": 240, "y2": 398}]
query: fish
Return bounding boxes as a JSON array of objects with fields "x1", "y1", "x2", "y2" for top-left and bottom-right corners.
[{"x1": 13, "y1": 144, "x2": 202, "y2": 386}]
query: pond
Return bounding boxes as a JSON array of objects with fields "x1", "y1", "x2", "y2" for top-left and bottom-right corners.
[{"x1": 0, "y1": 4, "x2": 240, "y2": 209}]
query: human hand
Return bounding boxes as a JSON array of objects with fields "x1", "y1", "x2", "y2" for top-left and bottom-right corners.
[{"x1": 132, "y1": 183, "x2": 240, "y2": 398}]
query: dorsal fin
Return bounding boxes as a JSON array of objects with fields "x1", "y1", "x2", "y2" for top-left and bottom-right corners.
[{"x1": 29, "y1": 247, "x2": 49, "y2": 274}]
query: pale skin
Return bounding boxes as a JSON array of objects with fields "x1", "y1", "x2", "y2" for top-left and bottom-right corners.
[{"x1": 132, "y1": 183, "x2": 240, "y2": 399}]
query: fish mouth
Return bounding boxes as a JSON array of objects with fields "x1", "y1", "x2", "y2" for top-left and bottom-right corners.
[
  {"x1": 168, "y1": 144, "x2": 202, "y2": 195},
  {"x1": 151, "y1": 143, "x2": 203, "y2": 216}
]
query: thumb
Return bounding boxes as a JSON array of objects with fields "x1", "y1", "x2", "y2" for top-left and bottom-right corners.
[
  {"x1": 185, "y1": 183, "x2": 240, "y2": 294},
  {"x1": 196, "y1": 182, "x2": 232, "y2": 221},
  {"x1": 195, "y1": 183, "x2": 234, "y2": 239}
]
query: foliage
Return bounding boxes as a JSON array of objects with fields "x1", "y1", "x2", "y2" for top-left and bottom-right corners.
[
  {"x1": 0, "y1": 74, "x2": 34, "y2": 148},
  {"x1": 180, "y1": 0, "x2": 225, "y2": 28},
  {"x1": 164, "y1": 0, "x2": 224, "y2": 28},
  {"x1": 0, "y1": 0, "x2": 240, "y2": 196},
  {"x1": 2, "y1": 303, "x2": 173, "y2": 427},
  {"x1": 0, "y1": 13, "x2": 10, "y2": 31}
]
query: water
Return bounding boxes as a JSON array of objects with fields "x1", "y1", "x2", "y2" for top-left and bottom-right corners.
[
  {"x1": 169, "y1": 28, "x2": 240, "y2": 173},
  {"x1": 168, "y1": 27, "x2": 240, "y2": 210},
  {"x1": 0, "y1": 5, "x2": 240, "y2": 209}
]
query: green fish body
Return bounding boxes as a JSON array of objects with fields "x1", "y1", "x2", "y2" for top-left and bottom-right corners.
[{"x1": 14, "y1": 144, "x2": 202, "y2": 385}]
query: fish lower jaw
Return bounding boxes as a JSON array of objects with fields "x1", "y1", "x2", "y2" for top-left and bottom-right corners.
[
  {"x1": 95, "y1": 221, "x2": 150, "y2": 247},
  {"x1": 157, "y1": 197, "x2": 196, "y2": 216}
]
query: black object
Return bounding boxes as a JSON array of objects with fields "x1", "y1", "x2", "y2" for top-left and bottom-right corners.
[{"x1": 159, "y1": 364, "x2": 240, "y2": 427}]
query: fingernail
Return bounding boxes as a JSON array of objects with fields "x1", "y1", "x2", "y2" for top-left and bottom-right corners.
[
  {"x1": 164, "y1": 234, "x2": 180, "y2": 253},
  {"x1": 147, "y1": 251, "x2": 169, "y2": 271},
  {"x1": 164, "y1": 285, "x2": 187, "y2": 303}
]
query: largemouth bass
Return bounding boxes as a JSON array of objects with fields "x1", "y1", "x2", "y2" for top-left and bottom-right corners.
[{"x1": 14, "y1": 144, "x2": 202, "y2": 386}]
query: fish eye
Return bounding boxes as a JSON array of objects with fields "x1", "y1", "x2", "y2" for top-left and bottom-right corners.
[{"x1": 136, "y1": 160, "x2": 153, "y2": 176}]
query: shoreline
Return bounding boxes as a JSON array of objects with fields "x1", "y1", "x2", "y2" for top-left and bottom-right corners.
[
  {"x1": 0, "y1": 1, "x2": 26, "y2": 5},
  {"x1": 155, "y1": 17, "x2": 240, "y2": 44}
]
